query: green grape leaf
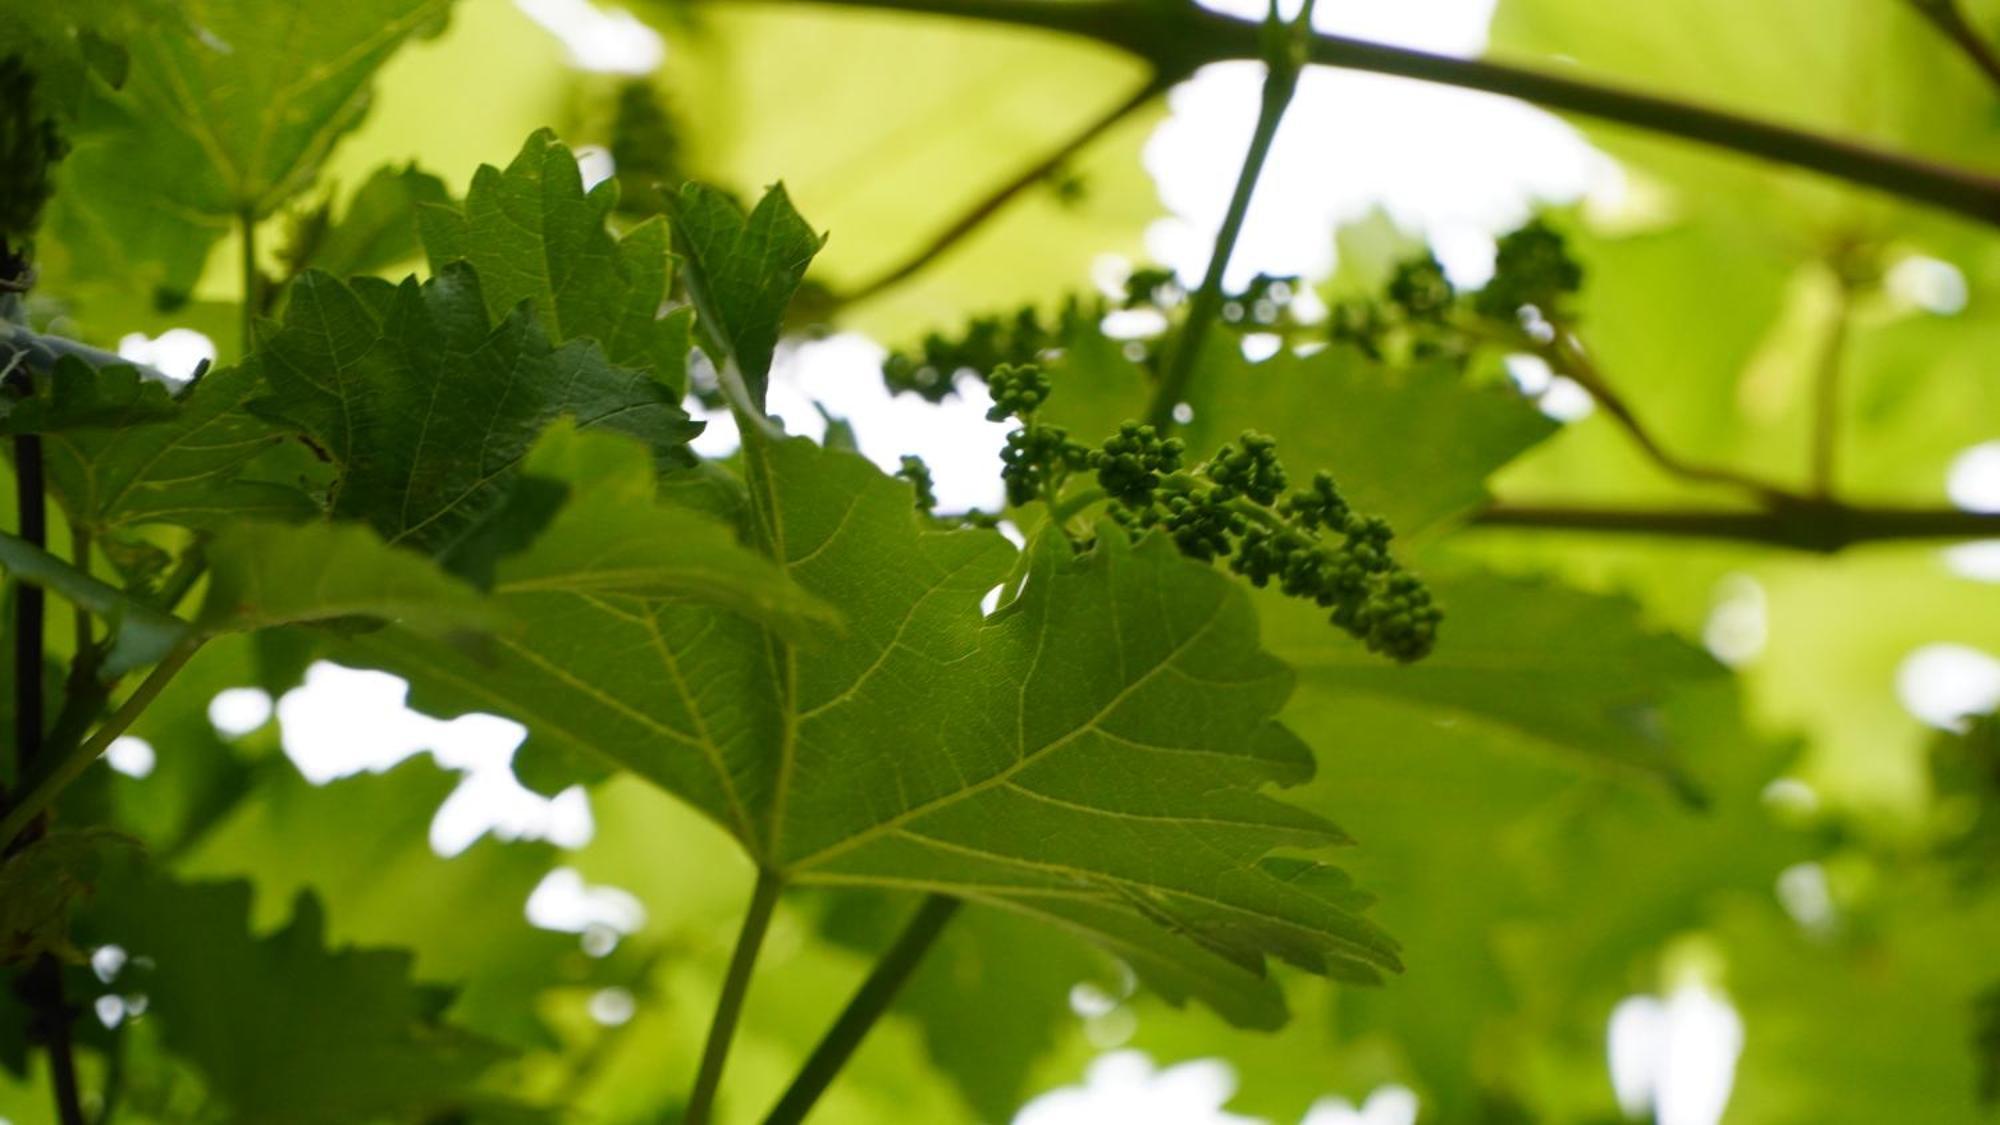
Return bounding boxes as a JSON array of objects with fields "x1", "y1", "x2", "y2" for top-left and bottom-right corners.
[
  {"x1": 1175, "y1": 340, "x2": 1558, "y2": 538},
  {"x1": 42, "y1": 0, "x2": 448, "y2": 297},
  {"x1": 176, "y1": 757, "x2": 586, "y2": 1048},
  {"x1": 665, "y1": 181, "x2": 825, "y2": 409},
  {"x1": 302, "y1": 161, "x2": 450, "y2": 278},
  {"x1": 1719, "y1": 876, "x2": 2000, "y2": 1125},
  {"x1": 357, "y1": 436, "x2": 1397, "y2": 1026},
  {"x1": 0, "y1": 829, "x2": 135, "y2": 965},
  {"x1": 420, "y1": 130, "x2": 693, "y2": 394},
  {"x1": 34, "y1": 359, "x2": 319, "y2": 535},
  {"x1": 82, "y1": 867, "x2": 535, "y2": 1123},
  {"x1": 197, "y1": 519, "x2": 494, "y2": 635},
  {"x1": 479, "y1": 424, "x2": 837, "y2": 632},
  {"x1": 1979, "y1": 981, "x2": 2000, "y2": 1108},
  {"x1": 1272, "y1": 569, "x2": 1724, "y2": 784},
  {"x1": 0, "y1": 528, "x2": 192, "y2": 675},
  {"x1": 0, "y1": 355, "x2": 176, "y2": 434},
  {"x1": 250, "y1": 264, "x2": 698, "y2": 558}
]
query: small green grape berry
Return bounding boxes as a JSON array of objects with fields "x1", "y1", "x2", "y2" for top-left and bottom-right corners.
[
  {"x1": 1090, "y1": 420, "x2": 1185, "y2": 505},
  {"x1": 986, "y1": 362, "x2": 1054, "y2": 422},
  {"x1": 1206, "y1": 432, "x2": 1288, "y2": 506}
]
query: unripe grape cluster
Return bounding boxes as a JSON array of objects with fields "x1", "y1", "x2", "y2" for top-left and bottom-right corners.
[
  {"x1": 1330, "y1": 218, "x2": 1586, "y2": 364},
  {"x1": 987, "y1": 363, "x2": 1440, "y2": 662},
  {"x1": 896, "y1": 455, "x2": 937, "y2": 513},
  {"x1": 882, "y1": 299, "x2": 1094, "y2": 403},
  {"x1": 989, "y1": 364, "x2": 1089, "y2": 507},
  {"x1": 1114, "y1": 441, "x2": 1439, "y2": 663},
  {"x1": 1473, "y1": 218, "x2": 1583, "y2": 322}
]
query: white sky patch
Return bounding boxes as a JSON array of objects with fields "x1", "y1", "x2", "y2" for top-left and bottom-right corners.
[
  {"x1": 1537, "y1": 375, "x2": 1595, "y2": 422},
  {"x1": 589, "y1": 986, "x2": 637, "y2": 1026},
  {"x1": 1014, "y1": 1052, "x2": 1257, "y2": 1125},
  {"x1": 1607, "y1": 983, "x2": 1743, "y2": 1125},
  {"x1": 1896, "y1": 643, "x2": 2000, "y2": 731},
  {"x1": 1703, "y1": 574, "x2": 1768, "y2": 668},
  {"x1": 1145, "y1": 2, "x2": 1602, "y2": 290},
  {"x1": 526, "y1": 866, "x2": 647, "y2": 933},
  {"x1": 104, "y1": 735, "x2": 156, "y2": 779},
  {"x1": 1776, "y1": 861, "x2": 1837, "y2": 938},
  {"x1": 1944, "y1": 540, "x2": 2000, "y2": 582},
  {"x1": 117, "y1": 328, "x2": 215, "y2": 384},
  {"x1": 758, "y1": 333, "x2": 1008, "y2": 513},
  {"x1": 514, "y1": 0, "x2": 664, "y2": 74},
  {"x1": 1885, "y1": 255, "x2": 1969, "y2": 316},
  {"x1": 1301, "y1": 1086, "x2": 1419, "y2": 1125},
  {"x1": 574, "y1": 144, "x2": 617, "y2": 190},
  {"x1": 208, "y1": 687, "x2": 273, "y2": 737},
  {"x1": 277, "y1": 661, "x2": 594, "y2": 856},
  {"x1": 1946, "y1": 442, "x2": 2000, "y2": 512}
]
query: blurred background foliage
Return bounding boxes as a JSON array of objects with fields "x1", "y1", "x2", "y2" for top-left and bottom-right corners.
[{"x1": 4, "y1": 0, "x2": 2000, "y2": 1122}]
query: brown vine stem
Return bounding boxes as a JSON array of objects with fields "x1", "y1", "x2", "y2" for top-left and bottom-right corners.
[
  {"x1": 707, "y1": 0, "x2": 2000, "y2": 227},
  {"x1": 1470, "y1": 501, "x2": 2000, "y2": 552},
  {"x1": 1908, "y1": 0, "x2": 2000, "y2": 94},
  {"x1": 827, "y1": 76, "x2": 1169, "y2": 311},
  {"x1": 1535, "y1": 328, "x2": 1794, "y2": 504}
]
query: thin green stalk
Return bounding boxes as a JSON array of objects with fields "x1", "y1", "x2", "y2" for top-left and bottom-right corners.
[
  {"x1": 685, "y1": 868, "x2": 786, "y2": 1125},
  {"x1": 7, "y1": 431, "x2": 45, "y2": 803},
  {"x1": 1148, "y1": 3, "x2": 1310, "y2": 428},
  {"x1": 0, "y1": 639, "x2": 203, "y2": 850},
  {"x1": 1809, "y1": 281, "x2": 1854, "y2": 499},
  {"x1": 239, "y1": 209, "x2": 258, "y2": 358},
  {"x1": 762, "y1": 895, "x2": 961, "y2": 1124},
  {"x1": 722, "y1": 0, "x2": 2000, "y2": 227}
]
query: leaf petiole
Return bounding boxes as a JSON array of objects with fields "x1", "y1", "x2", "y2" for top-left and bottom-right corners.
[
  {"x1": 685, "y1": 867, "x2": 787, "y2": 1125},
  {"x1": 763, "y1": 894, "x2": 961, "y2": 1125},
  {"x1": 1147, "y1": 0, "x2": 1312, "y2": 429}
]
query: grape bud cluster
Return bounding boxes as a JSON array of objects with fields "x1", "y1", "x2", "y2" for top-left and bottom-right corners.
[
  {"x1": 987, "y1": 363, "x2": 1440, "y2": 662},
  {"x1": 896, "y1": 455, "x2": 938, "y2": 513},
  {"x1": 988, "y1": 363, "x2": 1089, "y2": 507},
  {"x1": 1473, "y1": 218, "x2": 1583, "y2": 322},
  {"x1": 882, "y1": 299, "x2": 1094, "y2": 403}
]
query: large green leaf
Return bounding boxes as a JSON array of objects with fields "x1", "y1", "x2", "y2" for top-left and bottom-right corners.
[
  {"x1": 41, "y1": 0, "x2": 449, "y2": 297},
  {"x1": 421, "y1": 130, "x2": 692, "y2": 394},
  {"x1": 250, "y1": 263, "x2": 698, "y2": 558},
  {"x1": 81, "y1": 867, "x2": 534, "y2": 1123},
  {"x1": 175, "y1": 758, "x2": 586, "y2": 1049},
  {"x1": 196, "y1": 519, "x2": 494, "y2": 634},
  {"x1": 1273, "y1": 568, "x2": 1725, "y2": 785},
  {"x1": 301, "y1": 161, "x2": 451, "y2": 279},
  {"x1": 0, "y1": 528, "x2": 191, "y2": 675},
  {"x1": 361, "y1": 433, "x2": 1395, "y2": 1026},
  {"x1": 30, "y1": 359, "x2": 317, "y2": 536},
  {"x1": 665, "y1": 182, "x2": 825, "y2": 408}
]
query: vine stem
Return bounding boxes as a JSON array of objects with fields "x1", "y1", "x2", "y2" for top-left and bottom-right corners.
[
  {"x1": 711, "y1": 0, "x2": 2000, "y2": 227},
  {"x1": 0, "y1": 639, "x2": 204, "y2": 850},
  {"x1": 685, "y1": 868, "x2": 786, "y2": 1125},
  {"x1": 1148, "y1": 2, "x2": 1310, "y2": 429},
  {"x1": 1469, "y1": 501, "x2": 2000, "y2": 551},
  {"x1": 828, "y1": 77, "x2": 1167, "y2": 310},
  {"x1": 763, "y1": 895, "x2": 961, "y2": 1125},
  {"x1": 1908, "y1": 0, "x2": 2000, "y2": 94}
]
